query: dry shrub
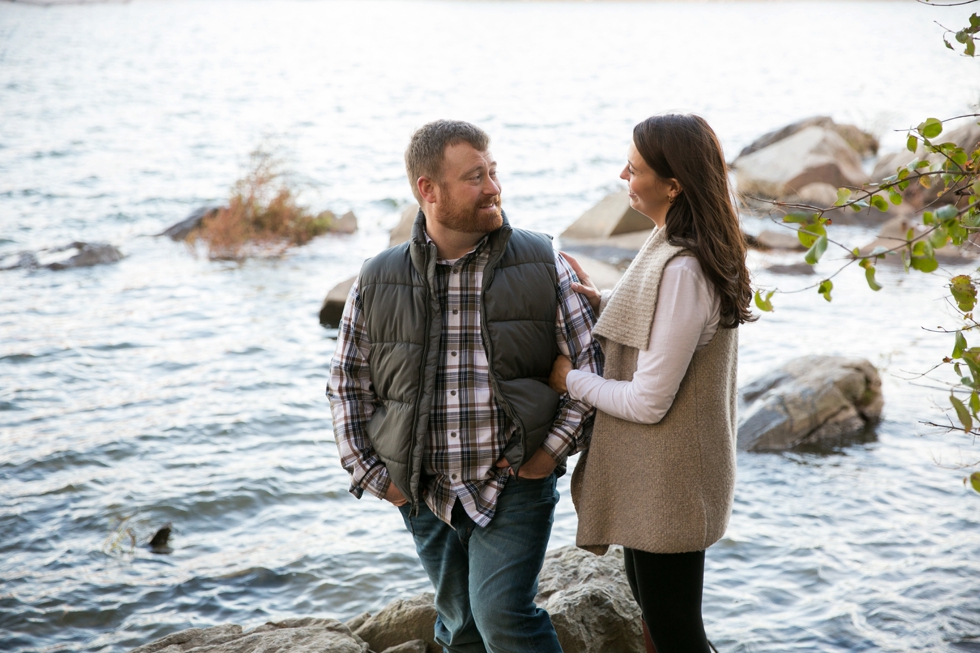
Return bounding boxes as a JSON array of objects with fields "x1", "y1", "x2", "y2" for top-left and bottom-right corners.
[{"x1": 193, "y1": 150, "x2": 331, "y2": 260}]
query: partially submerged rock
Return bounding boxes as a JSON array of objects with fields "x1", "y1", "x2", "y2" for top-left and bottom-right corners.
[
  {"x1": 128, "y1": 618, "x2": 369, "y2": 653},
  {"x1": 737, "y1": 116, "x2": 878, "y2": 160},
  {"x1": 560, "y1": 191, "x2": 651, "y2": 242},
  {"x1": 753, "y1": 230, "x2": 805, "y2": 251},
  {"x1": 352, "y1": 594, "x2": 438, "y2": 653},
  {"x1": 158, "y1": 205, "x2": 223, "y2": 241},
  {"x1": 1, "y1": 242, "x2": 124, "y2": 271},
  {"x1": 319, "y1": 275, "x2": 357, "y2": 328},
  {"x1": 390, "y1": 205, "x2": 420, "y2": 247},
  {"x1": 737, "y1": 356, "x2": 884, "y2": 451},
  {"x1": 733, "y1": 126, "x2": 869, "y2": 200}
]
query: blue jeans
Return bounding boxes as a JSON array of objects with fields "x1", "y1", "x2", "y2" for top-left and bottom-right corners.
[{"x1": 398, "y1": 473, "x2": 563, "y2": 653}]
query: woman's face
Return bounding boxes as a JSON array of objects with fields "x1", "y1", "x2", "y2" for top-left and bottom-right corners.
[{"x1": 619, "y1": 142, "x2": 677, "y2": 228}]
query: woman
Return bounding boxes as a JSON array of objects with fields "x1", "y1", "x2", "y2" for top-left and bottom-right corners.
[{"x1": 550, "y1": 114, "x2": 753, "y2": 653}]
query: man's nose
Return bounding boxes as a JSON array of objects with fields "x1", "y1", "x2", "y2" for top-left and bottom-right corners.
[{"x1": 483, "y1": 177, "x2": 501, "y2": 196}]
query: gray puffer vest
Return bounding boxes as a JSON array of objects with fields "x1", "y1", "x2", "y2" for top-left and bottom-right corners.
[{"x1": 358, "y1": 210, "x2": 561, "y2": 512}]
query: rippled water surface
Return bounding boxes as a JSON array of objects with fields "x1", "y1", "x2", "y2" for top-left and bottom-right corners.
[{"x1": 2, "y1": 1, "x2": 980, "y2": 652}]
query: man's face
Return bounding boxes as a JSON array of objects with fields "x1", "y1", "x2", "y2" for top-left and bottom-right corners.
[{"x1": 431, "y1": 142, "x2": 503, "y2": 234}]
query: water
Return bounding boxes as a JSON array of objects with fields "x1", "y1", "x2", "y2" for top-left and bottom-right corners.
[{"x1": 2, "y1": 1, "x2": 980, "y2": 651}]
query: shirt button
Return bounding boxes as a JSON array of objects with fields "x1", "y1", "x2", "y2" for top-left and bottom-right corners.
[
  {"x1": 452, "y1": 309, "x2": 458, "y2": 315},
  {"x1": 451, "y1": 473, "x2": 458, "y2": 480},
  {"x1": 451, "y1": 351, "x2": 457, "y2": 357},
  {"x1": 451, "y1": 431, "x2": 457, "y2": 438},
  {"x1": 450, "y1": 390, "x2": 456, "y2": 396},
  {"x1": 452, "y1": 269, "x2": 459, "y2": 274}
]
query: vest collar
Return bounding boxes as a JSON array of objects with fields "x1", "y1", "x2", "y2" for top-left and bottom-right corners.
[{"x1": 409, "y1": 209, "x2": 513, "y2": 275}]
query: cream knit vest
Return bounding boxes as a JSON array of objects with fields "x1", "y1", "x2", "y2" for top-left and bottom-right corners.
[{"x1": 572, "y1": 227, "x2": 739, "y2": 555}]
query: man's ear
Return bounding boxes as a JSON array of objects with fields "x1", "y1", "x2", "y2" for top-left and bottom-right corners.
[{"x1": 417, "y1": 176, "x2": 438, "y2": 204}]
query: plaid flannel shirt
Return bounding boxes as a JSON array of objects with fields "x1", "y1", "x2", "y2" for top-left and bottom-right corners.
[{"x1": 328, "y1": 233, "x2": 602, "y2": 527}]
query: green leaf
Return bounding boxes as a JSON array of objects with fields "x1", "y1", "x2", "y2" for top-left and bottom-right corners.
[
  {"x1": 918, "y1": 118, "x2": 943, "y2": 139},
  {"x1": 871, "y1": 194, "x2": 889, "y2": 212},
  {"x1": 805, "y1": 234, "x2": 828, "y2": 265},
  {"x1": 782, "y1": 212, "x2": 812, "y2": 224},
  {"x1": 915, "y1": 159, "x2": 932, "y2": 169},
  {"x1": 955, "y1": 331, "x2": 968, "y2": 359},
  {"x1": 971, "y1": 390, "x2": 980, "y2": 415},
  {"x1": 936, "y1": 204, "x2": 959, "y2": 221},
  {"x1": 754, "y1": 289, "x2": 774, "y2": 312},
  {"x1": 966, "y1": 35, "x2": 976, "y2": 57},
  {"x1": 929, "y1": 226, "x2": 949, "y2": 249},
  {"x1": 818, "y1": 279, "x2": 833, "y2": 302},
  {"x1": 910, "y1": 252, "x2": 939, "y2": 273},
  {"x1": 907, "y1": 134, "x2": 919, "y2": 153},
  {"x1": 952, "y1": 149, "x2": 969, "y2": 167},
  {"x1": 950, "y1": 275, "x2": 977, "y2": 312},
  {"x1": 888, "y1": 190, "x2": 903, "y2": 205},
  {"x1": 951, "y1": 395, "x2": 973, "y2": 432},
  {"x1": 834, "y1": 188, "x2": 852, "y2": 206},
  {"x1": 970, "y1": 13, "x2": 980, "y2": 29},
  {"x1": 864, "y1": 265, "x2": 882, "y2": 291},
  {"x1": 797, "y1": 222, "x2": 826, "y2": 248},
  {"x1": 971, "y1": 472, "x2": 980, "y2": 493}
]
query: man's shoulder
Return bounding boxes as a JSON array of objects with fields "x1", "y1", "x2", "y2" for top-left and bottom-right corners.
[
  {"x1": 359, "y1": 241, "x2": 413, "y2": 287},
  {"x1": 504, "y1": 227, "x2": 556, "y2": 265}
]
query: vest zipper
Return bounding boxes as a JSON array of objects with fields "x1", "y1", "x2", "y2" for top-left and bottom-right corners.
[{"x1": 478, "y1": 231, "x2": 526, "y2": 477}]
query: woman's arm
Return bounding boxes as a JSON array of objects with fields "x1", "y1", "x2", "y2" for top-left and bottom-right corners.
[{"x1": 566, "y1": 258, "x2": 718, "y2": 424}]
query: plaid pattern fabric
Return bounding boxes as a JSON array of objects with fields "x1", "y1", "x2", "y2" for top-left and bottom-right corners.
[{"x1": 328, "y1": 232, "x2": 602, "y2": 527}]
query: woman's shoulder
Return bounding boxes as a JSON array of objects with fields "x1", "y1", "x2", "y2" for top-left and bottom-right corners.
[{"x1": 664, "y1": 253, "x2": 705, "y2": 277}]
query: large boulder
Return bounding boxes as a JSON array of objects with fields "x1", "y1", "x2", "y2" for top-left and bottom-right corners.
[
  {"x1": 536, "y1": 546, "x2": 643, "y2": 653},
  {"x1": 560, "y1": 191, "x2": 651, "y2": 241},
  {"x1": 737, "y1": 356, "x2": 884, "y2": 451},
  {"x1": 733, "y1": 126, "x2": 869, "y2": 200},
  {"x1": 128, "y1": 618, "x2": 369, "y2": 653},
  {"x1": 342, "y1": 546, "x2": 642, "y2": 653},
  {"x1": 738, "y1": 116, "x2": 878, "y2": 160}
]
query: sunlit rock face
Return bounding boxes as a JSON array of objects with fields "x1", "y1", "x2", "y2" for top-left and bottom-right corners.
[
  {"x1": 127, "y1": 618, "x2": 369, "y2": 653},
  {"x1": 737, "y1": 355, "x2": 884, "y2": 452}
]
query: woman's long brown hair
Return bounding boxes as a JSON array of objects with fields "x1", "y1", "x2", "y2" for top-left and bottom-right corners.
[{"x1": 633, "y1": 114, "x2": 755, "y2": 328}]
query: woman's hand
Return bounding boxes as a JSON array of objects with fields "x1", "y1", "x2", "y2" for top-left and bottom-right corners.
[
  {"x1": 549, "y1": 354, "x2": 573, "y2": 394},
  {"x1": 561, "y1": 251, "x2": 601, "y2": 312}
]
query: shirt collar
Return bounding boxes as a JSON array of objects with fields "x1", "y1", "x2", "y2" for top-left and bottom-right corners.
[{"x1": 423, "y1": 226, "x2": 490, "y2": 266}]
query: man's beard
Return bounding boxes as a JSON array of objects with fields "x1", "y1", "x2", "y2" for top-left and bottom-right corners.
[{"x1": 436, "y1": 192, "x2": 504, "y2": 234}]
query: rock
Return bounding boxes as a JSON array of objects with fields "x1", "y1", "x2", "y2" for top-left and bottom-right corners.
[
  {"x1": 343, "y1": 612, "x2": 371, "y2": 632},
  {"x1": 0, "y1": 251, "x2": 39, "y2": 271},
  {"x1": 858, "y1": 214, "x2": 976, "y2": 262},
  {"x1": 737, "y1": 356, "x2": 884, "y2": 451},
  {"x1": 158, "y1": 205, "x2": 223, "y2": 241},
  {"x1": 738, "y1": 116, "x2": 878, "y2": 160},
  {"x1": 319, "y1": 275, "x2": 357, "y2": 328},
  {"x1": 871, "y1": 120, "x2": 980, "y2": 210},
  {"x1": 792, "y1": 182, "x2": 840, "y2": 208},
  {"x1": 535, "y1": 546, "x2": 644, "y2": 653},
  {"x1": 128, "y1": 618, "x2": 369, "y2": 653},
  {"x1": 148, "y1": 523, "x2": 172, "y2": 553},
  {"x1": 765, "y1": 262, "x2": 815, "y2": 275},
  {"x1": 380, "y1": 641, "x2": 428, "y2": 653},
  {"x1": 754, "y1": 230, "x2": 805, "y2": 251},
  {"x1": 569, "y1": 254, "x2": 624, "y2": 291},
  {"x1": 560, "y1": 191, "x2": 652, "y2": 241},
  {"x1": 352, "y1": 593, "x2": 438, "y2": 653},
  {"x1": 733, "y1": 126, "x2": 869, "y2": 200},
  {"x1": 333, "y1": 210, "x2": 358, "y2": 234},
  {"x1": 390, "y1": 205, "x2": 420, "y2": 247},
  {"x1": 45, "y1": 242, "x2": 124, "y2": 270}
]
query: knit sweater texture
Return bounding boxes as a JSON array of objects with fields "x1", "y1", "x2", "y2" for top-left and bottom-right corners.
[{"x1": 572, "y1": 227, "x2": 739, "y2": 555}]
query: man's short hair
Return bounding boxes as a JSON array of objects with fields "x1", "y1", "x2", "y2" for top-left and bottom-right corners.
[{"x1": 405, "y1": 120, "x2": 490, "y2": 204}]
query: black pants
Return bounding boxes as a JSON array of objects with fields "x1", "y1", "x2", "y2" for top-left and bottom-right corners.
[{"x1": 623, "y1": 547, "x2": 710, "y2": 653}]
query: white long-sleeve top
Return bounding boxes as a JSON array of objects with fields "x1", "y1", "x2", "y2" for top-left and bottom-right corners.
[{"x1": 566, "y1": 256, "x2": 721, "y2": 424}]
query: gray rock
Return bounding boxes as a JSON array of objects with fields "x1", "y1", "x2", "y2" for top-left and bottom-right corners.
[
  {"x1": 754, "y1": 230, "x2": 805, "y2": 251},
  {"x1": 765, "y1": 262, "x2": 815, "y2": 276},
  {"x1": 738, "y1": 116, "x2": 878, "y2": 160},
  {"x1": 332, "y1": 210, "x2": 358, "y2": 235},
  {"x1": 128, "y1": 618, "x2": 368, "y2": 653},
  {"x1": 0, "y1": 251, "x2": 40, "y2": 271},
  {"x1": 738, "y1": 356, "x2": 884, "y2": 451},
  {"x1": 536, "y1": 546, "x2": 644, "y2": 653},
  {"x1": 390, "y1": 205, "x2": 420, "y2": 247},
  {"x1": 46, "y1": 242, "x2": 124, "y2": 270},
  {"x1": 158, "y1": 205, "x2": 224, "y2": 241},
  {"x1": 561, "y1": 191, "x2": 651, "y2": 241},
  {"x1": 353, "y1": 593, "x2": 438, "y2": 653},
  {"x1": 343, "y1": 612, "x2": 371, "y2": 632},
  {"x1": 380, "y1": 641, "x2": 428, "y2": 653},
  {"x1": 319, "y1": 275, "x2": 357, "y2": 328},
  {"x1": 733, "y1": 126, "x2": 869, "y2": 200}
]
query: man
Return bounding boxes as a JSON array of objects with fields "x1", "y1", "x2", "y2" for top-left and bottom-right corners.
[{"x1": 328, "y1": 120, "x2": 602, "y2": 653}]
